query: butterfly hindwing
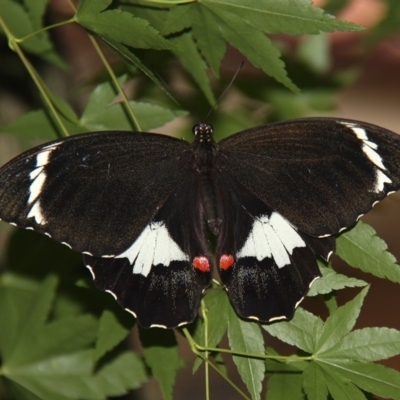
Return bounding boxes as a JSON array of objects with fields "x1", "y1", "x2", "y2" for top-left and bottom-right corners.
[
  {"x1": 85, "y1": 174, "x2": 213, "y2": 328},
  {"x1": 214, "y1": 173, "x2": 323, "y2": 322}
]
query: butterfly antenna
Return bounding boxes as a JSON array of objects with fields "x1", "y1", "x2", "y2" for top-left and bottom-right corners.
[{"x1": 204, "y1": 60, "x2": 245, "y2": 121}]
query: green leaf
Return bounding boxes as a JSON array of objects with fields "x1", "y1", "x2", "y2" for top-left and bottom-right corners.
[
  {"x1": 318, "y1": 362, "x2": 367, "y2": 400},
  {"x1": 325, "y1": 327, "x2": 400, "y2": 362},
  {"x1": 307, "y1": 264, "x2": 367, "y2": 296},
  {"x1": 192, "y1": 3, "x2": 226, "y2": 76},
  {"x1": 204, "y1": 6, "x2": 298, "y2": 91},
  {"x1": 93, "y1": 351, "x2": 147, "y2": 397},
  {"x1": 98, "y1": 37, "x2": 177, "y2": 102},
  {"x1": 267, "y1": 369, "x2": 304, "y2": 400},
  {"x1": 0, "y1": 271, "x2": 143, "y2": 399},
  {"x1": 80, "y1": 75, "x2": 187, "y2": 131},
  {"x1": 263, "y1": 308, "x2": 323, "y2": 353},
  {"x1": 303, "y1": 362, "x2": 329, "y2": 400},
  {"x1": 161, "y1": 3, "x2": 195, "y2": 35},
  {"x1": 192, "y1": 289, "x2": 229, "y2": 373},
  {"x1": 2, "y1": 378, "x2": 45, "y2": 400},
  {"x1": 203, "y1": 289, "x2": 230, "y2": 347},
  {"x1": 0, "y1": 0, "x2": 64, "y2": 65},
  {"x1": 227, "y1": 310, "x2": 265, "y2": 400},
  {"x1": 94, "y1": 310, "x2": 131, "y2": 362},
  {"x1": 7, "y1": 350, "x2": 100, "y2": 399},
  {"x1": 2, "y1": 110, "x2": 79, "y2": 142},
  {"x1": 139, "y1": 327, "x2": 183, "y2": 400},
  {"x1": 323, "y1": 360, "x2": 400, "y2": 399},
  {"x1": 3, "y1": 275, "x2": 58, "y2": 367},
  {"x1": 315, "y1": 287, "x2": 369, "y2": 354},
  {"x1": 23, "y1": 0, "x2": 48, "y2": 31},
  {"x1": 207, "y1": 0, "x2": 363, "y2": 35},
  {"x1": 171, "y1": 31, "x2": 216, "y2": 105},
  {"x1": 76, "y1": 0, "x2": 172, "y2": 50},
  {"x1": 337, "y1": 221, "x2": 400, "y2": 283}
]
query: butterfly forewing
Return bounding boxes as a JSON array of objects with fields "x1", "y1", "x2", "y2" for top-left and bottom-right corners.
[
  {"x1": 217, "y1": 118, "x2": 400, "y2": 237},
  {"x1": 0, "y1": 131, "x2": 193, "y2": 256}
]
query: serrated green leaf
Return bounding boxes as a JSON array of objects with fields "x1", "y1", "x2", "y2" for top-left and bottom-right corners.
[
  {"x1": 192, "y1": 289, "x2": 229, "y2": 373},
  {"x1": 171, "y1": 31, "x2": 215, "y2": 105},
  {"x1": 93, "y1": 351, "x2": 147, "y2": 397},
  {"x1": 22, "y1": 0, "x2": 65, "y2": 67},
  {"x1": 318, "y1": 362, "x2": 367, "y2": 400},
  {"x1": 4, "y1": 347, "x2": 145, "y2": 400},
  {"x1": 204, "y1": 289, "x2": 229, "y2": 346},
  {"x1": 76, "y1": 0, "x2": 171, "y2": 50},
  {"x1": 205, "y1": 6, "x2": 298, "y2": 91},
  {"x1": 227, "y1": 310, "x2": 265, "y2": 400},
  {"x1": 303, "y1": 362, "x2": 329, "y2": 400},
  {"x1": 2, "y1": 378, "x2": 45, "y2": 400},
  {"x1": 23, "y1": 0, "x2": 47, "y2": 31},
  {"x1": 337, "y1": 221, "x2": 400, "y2": 282},
  {"x1": 0, "y1": 287, "x2": 31, "y2": 360},
  {"x1": 308, "y1": 264, "x2": 367, "y2": 296},
  {"x1": 192, "y1": 4, "x2": 226, "y2": 76},
  {"x1": 4, "y1": 275, "x2": 58, "y2": 367},
  {"x1": 0, "y1": 0, "x2": 63, "y2": 66},
  {"x1": 266, "y1": 370, "x2": 304, "y2": 400},
  {"x1": 98, "y1": 37, "x2": 177, "y2": 102},
  {"x1": 326, "y1": 327, "x2": 400, "y2": 362},
  {"x1": 208, "y1": 0, "x2": 363, "y2": 35},
  {"x1": 13, "y1": 315, "x2": 98, "y2": 367},
  {"x1": 323, "y1": 360, "x2": 400, "y2": 400},
  {"x1": 263, "y1": 308, "x2": 323, "y2": 353},
  {"x1": 316, "y1": 287, "x2": 369, "y2": 354},
  {"x1": 79, "y1": 76, "x2": 186, "y2": 132},
  {"x1": 94, "y1": 310, "x2": 131, "y2": 362},
  {"x1": 161, "y1": 3, "x2": 195, "y2": 35},
  {"x1": 139, "y1": 327, "x2": 183, "y2": 400},
  {"x1": 1, "y1": 110, "x2": 79, "y2": 142},
  {"x1": 5, "y1": 350, "x2": 104, "y2": 400}
]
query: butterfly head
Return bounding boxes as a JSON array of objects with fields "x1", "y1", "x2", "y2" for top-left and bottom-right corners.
[{"x1": 192, "y1": 122, "x2": 214, "y2": 144}]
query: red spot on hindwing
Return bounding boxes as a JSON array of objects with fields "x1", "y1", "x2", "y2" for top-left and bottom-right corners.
[
  {"x1": 193, "y1": 256, "x2": 211, "y2": 272},
  {"x1": 219, "y1": 254, "x2": 234, "y2": 270}
]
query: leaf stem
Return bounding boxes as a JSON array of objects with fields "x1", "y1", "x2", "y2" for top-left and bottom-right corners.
[
  {"x1": 87, "y1": 34, "x2": 142, "y2": 131},
  {"x1": 68, "y1": 0, "x2": 142, "y2": 131},
  {"x1": 0, "y1": 15, "x2": 69, "y2": 137},
  {"x1": 201, "y1": 300, "x2": 210, "y2": 400},
  {"x1": 14, "y1": 17, "x2": 77, "y2": 44},
  {"x1": 183, "y1": 327, "x2": 251, "y2": 400}
]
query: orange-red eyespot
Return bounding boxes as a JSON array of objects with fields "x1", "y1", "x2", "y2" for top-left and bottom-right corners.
[
  {"x1": 219, "y1": 254, "x2": 234, "y2": 270},
  {"x1": 193, "y1": 256, "x2": 211, "y2": 272}
]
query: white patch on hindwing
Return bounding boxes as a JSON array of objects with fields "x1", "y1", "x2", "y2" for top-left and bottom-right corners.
[
  {"x1": 236, "y1": 212, "x2": 305, "y2": 268},
  {"x1": 341, "y1": 121, "x2": 392, "y2": 193},
  {"x1": 27, "y1": 143, "x2": 60, "y2": 225},
  {"x1": 115, "y1": 221, "x2": 189, "y2": 277}
]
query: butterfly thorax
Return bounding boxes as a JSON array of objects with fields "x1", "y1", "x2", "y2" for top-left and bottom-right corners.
[
  {"x1": 191, "y1": 122, "x2": 222, "y2": 235},
  {"x1": 192, "y1": 122, "x2": 217, "y2": 172}
]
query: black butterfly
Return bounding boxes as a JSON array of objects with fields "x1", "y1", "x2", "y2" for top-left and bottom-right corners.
[{"x1": 0, "y1": 117, "x2": 399, "y2": 328}]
